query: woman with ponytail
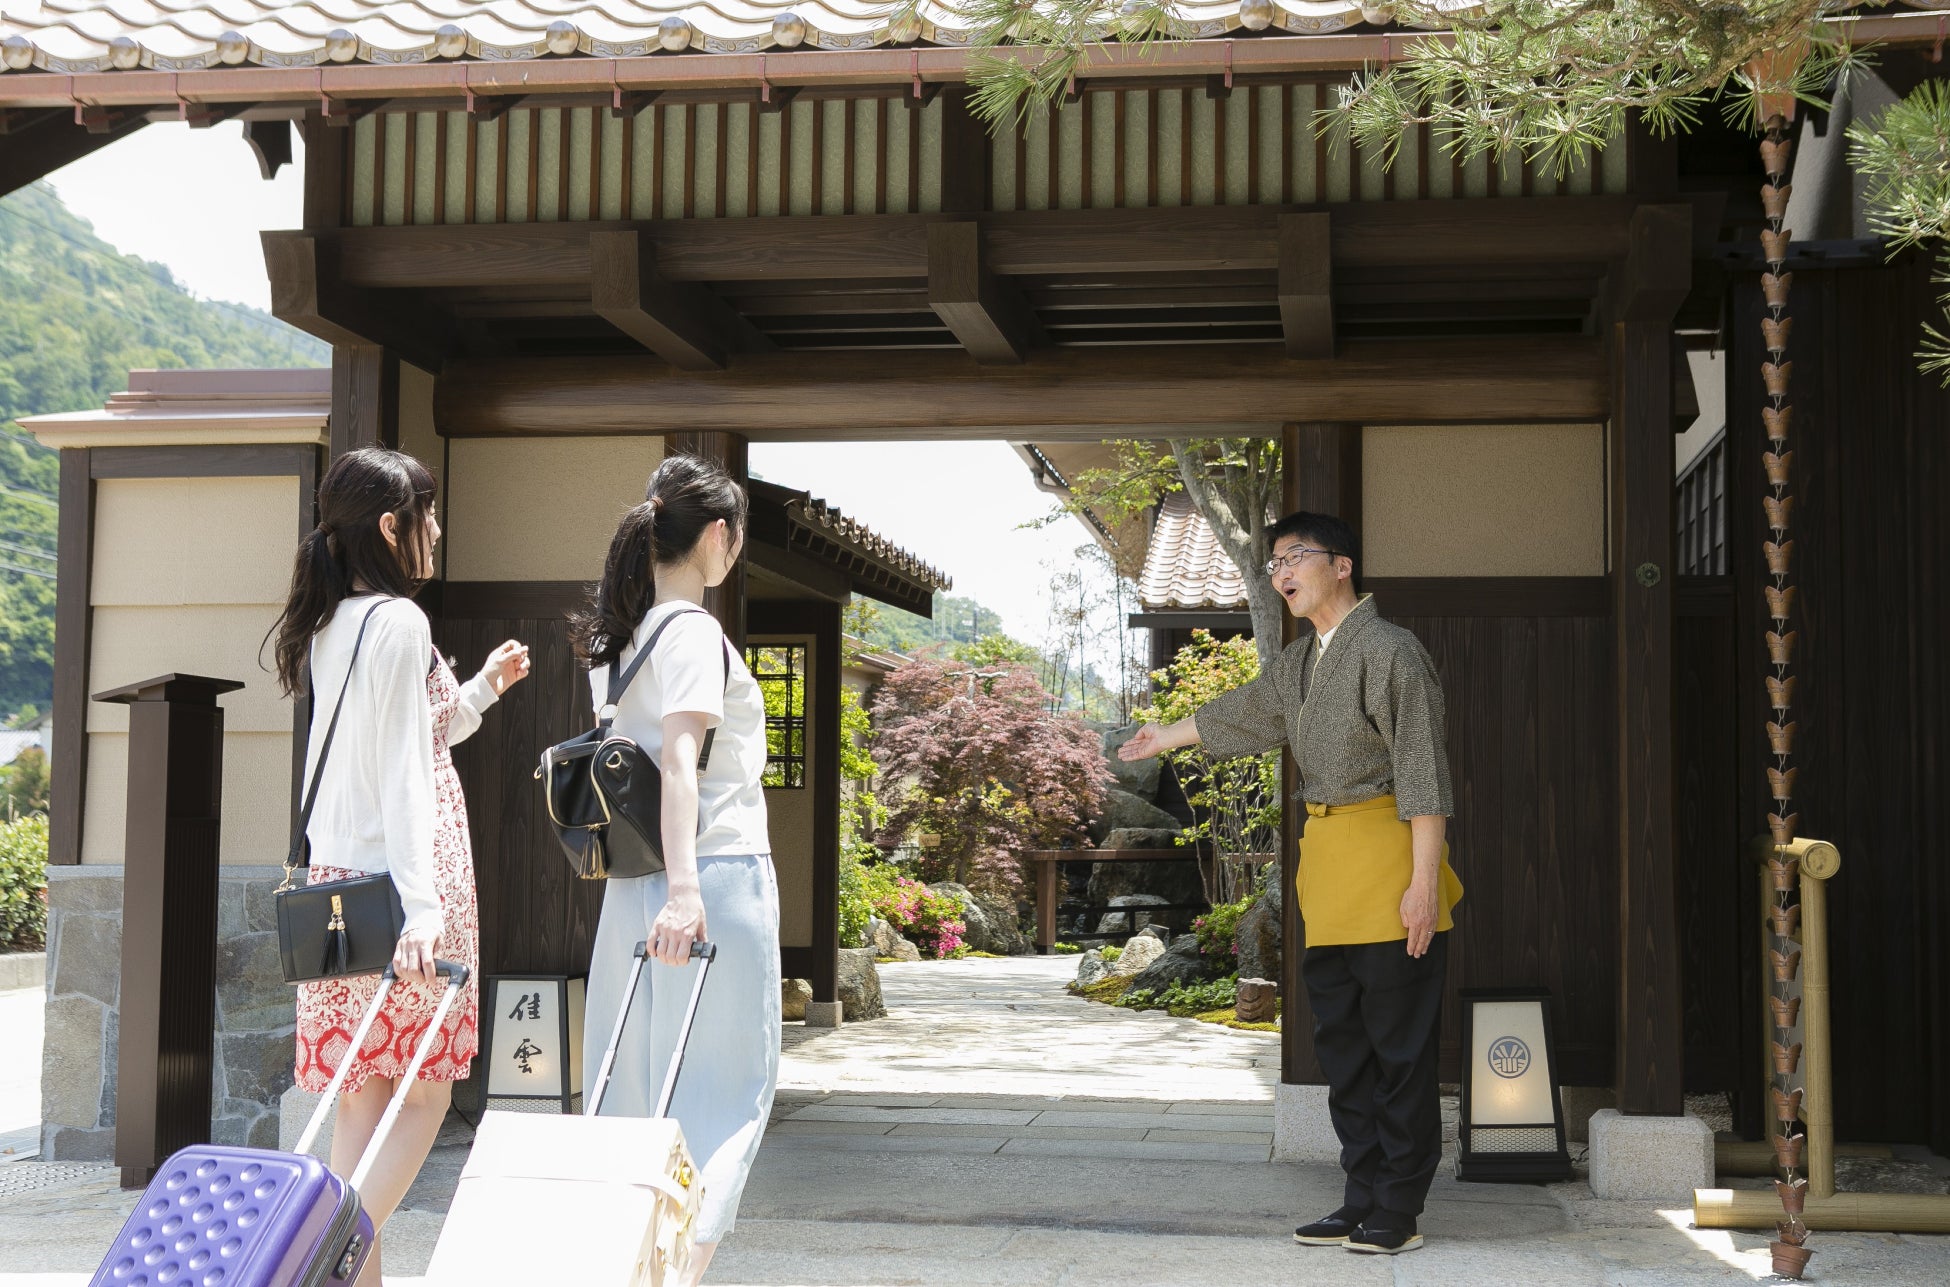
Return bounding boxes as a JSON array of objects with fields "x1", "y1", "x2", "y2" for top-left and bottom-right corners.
[
  {"x1": 571, "y1": 453, "x2": 779, "y2": 1286},
  {"x1": 268, "y1": 446, "x2": 530, "y2": 1287}
]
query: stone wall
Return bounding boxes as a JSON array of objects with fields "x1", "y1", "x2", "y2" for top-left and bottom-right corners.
[{"x1": 41, "y1": 865, "x2": 296, "y2": 1160}]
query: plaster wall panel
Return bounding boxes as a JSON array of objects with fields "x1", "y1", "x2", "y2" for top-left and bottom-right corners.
[
  {"x1": 444, "y1": 437, "x2": 664, "y2": 582},
  {"x1": 80, "y1": 730, "x2": 293, "y2": 867},
  {"x1": 91, "y1": 477, "x2": 296, "y2": 607},
  {"x1": 1363, "y1": 423, "x2": 1605, "y2": 577},
  {"x1": 85, "y1": 604, "x2": 292, "y2": 734}
]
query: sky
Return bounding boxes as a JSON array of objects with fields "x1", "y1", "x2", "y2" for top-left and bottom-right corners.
[{"x1": 43, "y1": 123, "x2": 1115, "y2": 651}]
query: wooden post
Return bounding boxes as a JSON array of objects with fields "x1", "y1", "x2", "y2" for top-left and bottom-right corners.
[
  {"x1": 50, "y1": 448, "x2": 94, "y2": 866},
  {"x1": 95, "y1": 673, "x2": 244, "y2": 1188},
  {"x1": 302, "y1": 112, "x2": 345, "y2": 230},
  {"x1": 1035, "y1": 858, "x2": 1059, "y2": 954},
  {"x1": 811, "y1": 601, "x2": 842, "y2": 1005},
  {"x1": 330, "y1": 343, "x2": 399, "y2": 457},
  {"x1": 1608, "y1": 204, "x2": 1691, "y2": 1115},
  {"x1": 666, "y1": 431, "x2": 749, "y2": 650},
  {"x1": 1279, "y1": 421, "x2": 1362, "y2": 1085}
]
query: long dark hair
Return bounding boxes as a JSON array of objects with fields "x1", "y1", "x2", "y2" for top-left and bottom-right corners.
[
  {"x1": 267, "y1": 446, "x2": 439, "y2": 696},
  {"x1": 572, "y1": 453, "x2": 748, "y2": 669}
]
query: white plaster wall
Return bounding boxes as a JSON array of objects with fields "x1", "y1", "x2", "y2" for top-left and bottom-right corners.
[{"x1": 443, "y1": 437, "x2": 664, "y2": 582}]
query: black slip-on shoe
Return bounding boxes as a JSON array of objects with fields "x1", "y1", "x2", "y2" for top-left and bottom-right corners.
[
  {"x1": 1345, "y1": 1220, "x2": 1424, "y2": 1255},
  {"x1": 1292, "y1": 1208, "x2": 1368, "y2": 1246}
]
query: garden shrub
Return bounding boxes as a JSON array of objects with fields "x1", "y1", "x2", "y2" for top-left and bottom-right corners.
[
  {"x1": 1117, "y1": 974, "x2": 1241, "y2": 1018},
  {"x1": 1099, "y1": 944, "x2": 1122, "y2": 964},
  {"x1": 0, "y1": 812, "x2": 48, "y2": 951},
  {"x1": 1052, "y1": 942, "x2": 1081, "y2": 954},
  {"x1": 861, "y1": 864, "x2": 967, "y2": 959},
  {"x1": 1193, "y1": 895, "x2": 1254, "y2": 969}
]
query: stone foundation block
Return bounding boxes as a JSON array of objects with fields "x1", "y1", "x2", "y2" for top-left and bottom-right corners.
[
  {"x1": 803, "y1": 1000, "x2": 844, "y2": 1028},
  {"x1": 1273, "y1": 1082, "x2": 1341, "y2": 1163},
  {"x1": 1587, "y1": 1108, "x2": 1713, "y2": 1201}
]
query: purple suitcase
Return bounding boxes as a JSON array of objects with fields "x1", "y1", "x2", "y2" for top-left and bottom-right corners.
[{"x1": 91, "y1": 961, "x2": 469, "y2": 1287}]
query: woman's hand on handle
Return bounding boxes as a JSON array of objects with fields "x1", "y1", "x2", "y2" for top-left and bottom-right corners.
[
  {"x1": 649, "y1": 890, "x2": 708, "y2": 967},
  {"x1": 482, "y1": 640, "x2": 532, "y2": 696},
  {"x1": 392, "y1": 923, "x2": 442, "y2": 986}
]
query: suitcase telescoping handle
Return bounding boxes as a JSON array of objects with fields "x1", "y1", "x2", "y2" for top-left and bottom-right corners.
[
  {"x1": 586, "y1": 939, "x2": 716, "y2": 1120},
  {"x1": 295, "y1": 960, "x2": 472, "y2": 1192}
]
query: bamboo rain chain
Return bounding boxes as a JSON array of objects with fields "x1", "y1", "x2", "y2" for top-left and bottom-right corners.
[{"x1": 1758, "y1": 113, "x2": 1812, "y2": 1281}]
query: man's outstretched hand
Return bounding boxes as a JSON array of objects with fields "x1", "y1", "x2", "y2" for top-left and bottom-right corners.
[{"x1": 1119, "y1": 725, "x2": 1167, "y2": 761}]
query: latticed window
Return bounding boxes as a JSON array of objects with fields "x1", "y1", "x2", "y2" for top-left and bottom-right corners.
[{"x1": 746, "y1": 645, "x2": 806, "y2": 789}]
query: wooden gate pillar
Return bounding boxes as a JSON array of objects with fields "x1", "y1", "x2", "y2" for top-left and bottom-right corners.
[
  {"x1": 666, "y1": 431, "x2": 749, "y2": 650},
  {"x1": 330, "y1": 344, "x2": 400, "y2": 457},
  {"x1": 1608, "y1": 204, "x2": 1691, "y2": 1115},
  {"x1": 1278, "y1": 421, "x2": 1363, "y2": 1086},
  {"x1": 94, "y1": 673, "x2": 244, "y2": 1188}
]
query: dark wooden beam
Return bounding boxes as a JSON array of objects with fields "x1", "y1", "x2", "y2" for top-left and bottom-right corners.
[
  {"x1": 1278, "y1": 212, "x2": 1333, "y2": 359},
  {"x1": 811, "y1": 600, "x2": 842, "y2": 1004},
  {"x1": 301, "y1": 113, "x2": 343, "y2": 230},
  {"x1": 263, "y1": 230, "x2": 451, "y2": 372},
  {"x1": 927, "y1": 222, "x2": 1041, "y2": 364},
  {"x1": 1279, "y1": 422, "x2": 1363, "y2": 1086},
  {"x1": 590, "y1": 229, "x2": 728, "y2": 370},
  {"x1": 0, "y1": 113, "x2": 146, "y2": 199},
  {"x1": 245, "y1": 118, "x2": 292, "y2": 179},
  {"x1": 1608, "y1": 203, "x2": 1691, "y2": 1116},
  {"x1": 50, "y1": 449, "x2": 94, "y2": 865},
  {"x1": 331, "y1": 344, "x2": 400, "y2": 456},
  {"x1": 436, "y1": 336, "x2": 1607, "y2": 438},
  {"x1": 938, "y1": 89, "x2": 989, "y2": 214},
  {"x1": 328, "y1": 198, "x2": 1642, "y2": 291}
]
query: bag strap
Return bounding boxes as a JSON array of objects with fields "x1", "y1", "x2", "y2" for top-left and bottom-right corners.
[
  {"x1": 601, "y1": 607, "x2": 733, "y2": 773},
  {"x1": 281, "y1": 599, "x2": 388, "y2": 885}
]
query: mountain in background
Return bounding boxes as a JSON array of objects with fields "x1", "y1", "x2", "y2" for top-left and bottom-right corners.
[{"x1": 0, "y1": 180, "x2": 326, "y2": 725}]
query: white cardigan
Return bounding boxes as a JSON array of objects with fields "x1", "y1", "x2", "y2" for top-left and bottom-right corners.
[{"x1": 301, "y1": 596, "x2": 498, "y2": 935}]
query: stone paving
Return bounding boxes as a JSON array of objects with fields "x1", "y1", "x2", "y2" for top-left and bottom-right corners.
[{"x1": 3, "y1": 956, "x2": 1949, "y2": 1285}]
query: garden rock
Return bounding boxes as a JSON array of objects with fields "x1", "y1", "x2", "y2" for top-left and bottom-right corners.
[
  {"x1": 781, "y1": 978, "x2": 812, "y2": 1022},
  {"x1": 930, "y1": 882, "x2": 1031, "y2": 956},
  {"x1": 886, "y1": 937, "x2": 922, "y2": 963},
  {"x1": 1235, "y1": 894, "x2": 1282, "y2": 987},
  {"x1": 1136, "y1": 924, "x2": 1169, "y2": 944},
  {"x1": 1073, "y1": 949, "x2": 1109, "y2": 988},
  {"x1": 1128, "y1": 933, "x2": 1206, "y2": 993},
  {"x1": 835, "y1": 948, "x2": 886, "y2": 1021},
  {"x1": 1236, "y1": 978, "x2": 1278, "y2": 1024},
  {"x1": 868, "y1": 917, "x2": 902, "y2": 956},
  {"x1": 1106, "y1": 933, "x2": 1165, "y2": 978},
  {"x1": 1088, "y1": 857, "x2": 1204, "y2": 912},
  {"x1": 1099, "y1": 827, "x2": 1181, "y2": 851},
  {"x1": 1086, "y1": 788, "x2": 1180, "y2": 844},
  {"x1": 1101, "y1": 725, "x2": 1163, "y2": 800},
  {"x1": 1096, "y1": 893, "x2": 1169, "y2": 935}
]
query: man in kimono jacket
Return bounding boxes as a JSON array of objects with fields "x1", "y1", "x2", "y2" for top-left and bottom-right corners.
[{"x1": 1120, "y1": 510, "x2": 1461, "y2": 1256}]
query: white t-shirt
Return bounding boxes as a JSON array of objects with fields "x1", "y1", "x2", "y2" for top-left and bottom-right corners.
[{"x1": 587, "y1": 600, "x2": 771, "y2": 858}]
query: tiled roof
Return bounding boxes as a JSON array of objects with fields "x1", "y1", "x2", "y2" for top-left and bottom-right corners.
[
  {"x1": 1137, "y1": 492, "x2": 1245, "y2": 611},
  {"x1": 0, "y1": 0, "x2": 1414, "y2": 73}
]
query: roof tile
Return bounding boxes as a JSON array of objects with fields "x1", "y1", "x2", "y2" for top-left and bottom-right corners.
[{"x1": 1136, "y1": 492, "x2": 1246, "y2": 611}]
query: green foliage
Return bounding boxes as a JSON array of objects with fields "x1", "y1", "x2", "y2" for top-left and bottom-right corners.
[
  {"x1": 1052, "y1": 941, "x2": 1082, "y2": 954},
  {"x1": 1117, "y1": 973, "x2": 1241, "y2": 1018},
  {"x1": 0, "y1": 182, "x2": 326, "y2": 723},
  {"x1": 949, "y1": 634, "x2": 1040, "y2": 670},
  {"x1": 0, "y1": 811, "x2": 48, "y2": 951},
  {"x1": 1071, "y1": 973, "x2": 1135, "y2": 1002},
  {"x1": 1848, "y1": 80, "x2": 1950, "y2": 385},
  {"x1": 1099, "y1": 943, "x2": 1122, "y2": 964},
  {"x1": 845, "y1": 592, "x2": 1024, "y2": 657},
  {"x1": 1194, "y1": 895, "x2": 1254, "y2": 967},
  {"x1": 836, "y1": 686, "x2": 885, "y2": 948},
  {"x1": 1, "y1": 746, "x2": 48, "y2": 819},
  {"x1": 1138, "y1": 631, "x2": 1282, "y2": 904}
]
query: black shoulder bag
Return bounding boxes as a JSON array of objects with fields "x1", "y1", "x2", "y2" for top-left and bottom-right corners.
[
  {"x1": 536, "y1": 608, "x2": 730, "y2": 881},
  {"x1": 275, "y1": 599, "x2": 408, "y2": 985}
]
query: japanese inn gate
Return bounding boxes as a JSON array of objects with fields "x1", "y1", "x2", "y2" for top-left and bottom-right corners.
[{"x1": 7, "y1": 10, "x2": 1950, "y2": 1155}]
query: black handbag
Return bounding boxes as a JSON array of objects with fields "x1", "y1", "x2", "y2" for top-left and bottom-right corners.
[
  {"x1": 275, "y1": 599, "x2": 408, "y2": 985},
  {"x1": 537, "y1": 608, "x2": 729, "y2": 881}
]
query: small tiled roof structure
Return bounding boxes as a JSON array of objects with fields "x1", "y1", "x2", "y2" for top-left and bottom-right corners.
[
  {"x1": 749, "y1": 477, "x2": 950, "y2": 616},
  {"x1": 1137, "y1": 492, "x2": 1245, "y2": 612},
  {"x1": 0, "y1": 1, "x2": 1430, "y2": 72}
]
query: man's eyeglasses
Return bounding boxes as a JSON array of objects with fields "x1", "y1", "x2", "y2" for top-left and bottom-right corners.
[{"x1": 1264, "y1": 547, "x2": 1344, "y2": 576}]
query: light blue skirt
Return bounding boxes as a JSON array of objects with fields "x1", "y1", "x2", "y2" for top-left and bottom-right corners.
[{"x1": 580, "y1": 853, "x2": 781, "y2": 1243}]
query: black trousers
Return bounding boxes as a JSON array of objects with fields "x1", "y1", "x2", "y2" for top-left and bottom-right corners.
[{"x1": 1302, "y1": 932, "x2": 1447, "y2": 1218}]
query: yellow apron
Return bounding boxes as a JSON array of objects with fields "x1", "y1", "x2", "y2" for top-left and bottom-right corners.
[{"x1": 1296, "y1": 795, "x2": 1464, "y2": 947}]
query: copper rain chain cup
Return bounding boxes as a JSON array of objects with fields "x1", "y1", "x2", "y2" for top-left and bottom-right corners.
[
  {"x1": 1766, "y1": 632, "x2": 1798, "y2": 667},
  {"x1": 1769, "y1": 903, "x2": 1802, "y2": 936},
  {"x1": 1763, "y1": 361, "x2": 1794, "y2": 397},
  {"x1": 1771, "y1": 1239, "x2": 1815, "y2": 1278},
  {"x1": 1771, "y1": 947, "x2": 1803, "y2": 982},
  {"x1": 1770, "y1": 994, "x2": 1802, "y2": 1029},
  {"x1": 1763, "y1": 271, "x2": 1794, "y2": 308},
  {"x1": 1770, "y1": 813, "x2": 1799, "y2": 844},
  {"x1": 1772, "y1": 1040, "x2": 1804, "y2": 1074},
  {"x1": 1771, "y1": 1086, "x2": 1805, "y2": 1123},
  {"x1": 1771, "y1": 1131, "x2": 1807, "y2": 1169}
]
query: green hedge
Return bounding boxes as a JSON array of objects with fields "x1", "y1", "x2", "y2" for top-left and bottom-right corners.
[{"x1": 0, "y1": 812, "x2": 48, "y2": 951}]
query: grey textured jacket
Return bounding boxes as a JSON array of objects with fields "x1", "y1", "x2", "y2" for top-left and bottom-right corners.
[{"x1": 1193, "y1": 595, "x2": 1454, "y2": 820}]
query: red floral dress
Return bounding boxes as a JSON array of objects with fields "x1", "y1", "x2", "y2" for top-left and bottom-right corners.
[{"x1": 295, "y1": 651, "x2": 481, "y2": 1095}]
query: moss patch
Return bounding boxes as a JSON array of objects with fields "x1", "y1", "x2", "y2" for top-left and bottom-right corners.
[
  {"x1": 1071, "y1": 975, "x2": 1136, "y2": 1003},
  {"x1": 1191, "y1": 1006, "x2": 1281, "y2": 1033}
]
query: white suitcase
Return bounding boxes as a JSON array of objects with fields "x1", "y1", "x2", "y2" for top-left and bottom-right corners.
[{"x1": 423, "y1": 941, "x2": 713, "y2": 1287}]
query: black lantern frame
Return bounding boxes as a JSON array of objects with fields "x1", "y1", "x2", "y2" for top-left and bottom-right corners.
[
  {"x1": 479, "y1": 973, "x2": 586, "y2": 1115},
  {"x1": 1456, "y1": 986, "x2": 1574, "y2": 1183}
]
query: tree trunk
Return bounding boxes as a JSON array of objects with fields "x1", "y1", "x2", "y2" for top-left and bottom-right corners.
[{"x1": 1168, "y1": 440, "x2": 1288, "y2": 671}]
